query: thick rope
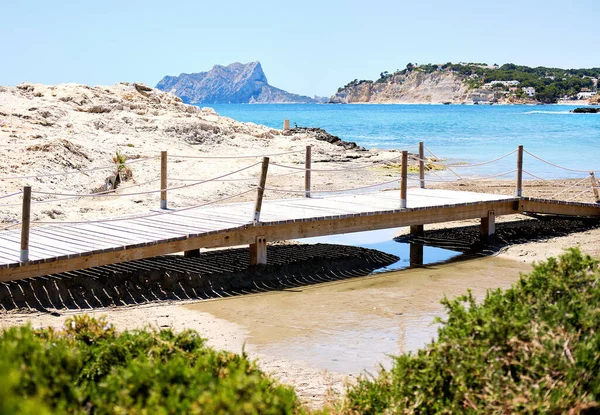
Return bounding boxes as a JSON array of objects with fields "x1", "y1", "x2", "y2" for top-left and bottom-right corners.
[
  {"x1": 548, "y1": 176, "x2": 592, "y2": 200},
  {"x1": 32, "y1": 187, "x2": 257, "y2": 225},
  {"x1": 443, "y1": 149, "x2": 518, "y2": 168},
  {"x1": 423, "y1": 145, "x2": 464, "y2": 180},
  {"x1": 408, "y1": 169, "x2": 517, "y2": 183},
  {"x1": 0, "y1": 191, "x2": 21, "y2": 200},
  {"x1": 30, "y1": 162, "x2": 260, "y2": 198},
  {"x1": 171, "y1": 167, "x2": 305, "y2": 183},
  {"x1": 168, "y1": 150, "x2": 301, "y2": 159},
  {"x1": 270, "y1": 153, "x2": 408, "y2": 173},
  {"x1": 524, "y1": 149, "x2": 597, "y2": 174},
  {"x1": 1, "y1": 223, "x2": 21, "y2": 231},
  {"x1": 567, "y1": 187, "x2": 594, "y2": 202},
  {"x1": 412, "y1": 149, "x2": 517, "y2": 169},
  {"x1": 263, "y1": 176, "x2": 402, "y2": 195},
  {"x1": 522, "y1": 170, "x2": 596, "y2": 189},
  {"x1": 0, "y1": 178, "x2": 161, "y2": 207},
  {"x1": 0, "y1": 157, "x2": 157, "y2": 181}
]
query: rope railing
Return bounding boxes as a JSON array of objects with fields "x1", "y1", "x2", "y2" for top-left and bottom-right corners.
[
  {"x1": 438, "y1": 149, "x2": 518, "y2": 168},
  {"x1": 29, "y1": 162, "x2": 260, "y2": 198},
  {"x1": 31, "y1": 187, "x2": 258, "y2": 226},
  {"x1": 6, "y1": 141, "x2": 600, "y2": 267},
  {"x1": 0, "y1": 157, "x2": 158, "y2": 181},
  {"x1": 423, "y1": 144, "x2": 464, "y2": 180},
  {"x1": 1, "y1": 222, "x2": 21, "y2": 231},
  {"x1": 270, "y1": 153, "x2": 407, "y2": 173},
  {"x1": 567, "y1": 187, "x2": 594, "y2": 202},
  {"x1": 408, "y1": 169, "x2": 518, "y2": 183},
  {"x1": 170, "y1": 169, "x2": 304, "y2": 183},
  {"x1": 522, "y1": 171, "x2": 597, "y2": 201},
  {"x1": 523, "y1": 149, "x2": 598, "y2": 174},
  {"x1": 0, "y1": 178, "x2": 162, "y2": 208},
  {"x1": 263, "y1": 176, "x2": 403, "y2": 195},
  {"x1": 522, "y1": 170, "x2": 597, "y2": 189},
  {"x1": 168, "y1": 150, "x2": 301, "y2": 160},
  {"x1": 0, "y1": 191, "x2": 21, "y2": 200}
]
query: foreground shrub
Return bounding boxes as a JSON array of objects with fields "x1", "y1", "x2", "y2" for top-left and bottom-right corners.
[
  {"x1": 334, "y1": 248, "x2": 600, "y2": 414},
  {"x1": 0, "y1": 315, "x2": 301, "y2": 414}
]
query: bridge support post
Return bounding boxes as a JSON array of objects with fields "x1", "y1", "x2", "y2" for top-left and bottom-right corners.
[
  {"x1": 400, "y1": 150, "x2": 408, "y2": 208},
  {"x1": 516, "y1": 145, "x2": 523, "y2": 197},
  {"x1": 480, "y1": 210, "x2": 496, "y2": 240},
  {"x1": 409, "y1": 243, "x2": 424, "y2": 267},
  {"x1": 590, "y1": 172, "x2": 600, "y2": 203},
  {"x1": 419, "y1": 141, "x2": 425, "y2": 189},
  {"x1": 184, "y1": 249, "x2": 200, "y2": 258},
  {"x1": 305, "y1": 145, "x2": 311, "y2": 198},
  {"x1": 249, "y1": 236, "x2": 267, "y2": 265},
  {"x1": 20, "y1": 186, "x2": 31, "y2": 263},
  {"x1": 410, "y1": 224, "x2": 424, "y2": 237},
  {"x1": 160, "y1": 151, "x2": 168, "y2": 209}
]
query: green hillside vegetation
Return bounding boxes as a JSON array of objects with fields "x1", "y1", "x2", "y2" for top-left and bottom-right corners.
[
  {"x1": 343, "y1": 62, "x2": 599, "y2": 103},
  {"x1": 443, "y1": 63, "x2": 598, "y2": 103}
]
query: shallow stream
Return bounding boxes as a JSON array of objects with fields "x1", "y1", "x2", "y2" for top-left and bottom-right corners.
[{"x1": 187, "y1": 229, "x2": 531, "y2": 375}]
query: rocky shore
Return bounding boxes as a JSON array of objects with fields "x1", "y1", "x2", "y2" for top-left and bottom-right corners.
[{"x1": 0, "y1": 82, "x2": 400, "y2": 226}]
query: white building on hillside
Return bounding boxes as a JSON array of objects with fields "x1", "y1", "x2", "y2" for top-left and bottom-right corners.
[
  {"x1": 484, "y1": 80, "x2": 520, "y2": 88},
  {"x1": 577, "y1": 91, "x2": 597, "y2": 99},
  {"x1": 522, "y1": 87, "x2": 536, "y2": 97}
]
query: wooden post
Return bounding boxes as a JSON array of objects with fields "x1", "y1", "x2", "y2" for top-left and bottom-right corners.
[
  {"x1": 283, "y1": 119, "x2": 290, "y2": 131},
  {"x1": 184, "y1": 248, "x2": 200, "y2": 258},
  {"x1": 249, "y1": 235, "x2": 267, "y2": 265},
  {"x1": 480, "y1": 210, "x2": 496, "y2": 240},
  {"x1": 305, "y1": 145, "x2": 312, "y2": 198},
  {"x1": 409, "y1": 243, "x2": 424, "y2": 267},
  {"x1": 410, "y1": 224, "x2": 424, "y2": 237},
  {"x1": 591, "y1": 172, "x2": 600, "y2": 203},
  {"x1": 20, "y1": 186, "x2": 31, "y2": 263},
  {"x1": 400, "y1": 150, "x2": 408, "y2": 208},
  {"x1": 419, "y1": 141, "x2": 425, "y2": 189},
  {"x1": 253, "y1": 157, "x2": 270, "y2": 223},
  {"x1": 160, "y1": 151, "x2": 167, "y2": 209},
  {"x1": 516, "y1": 145, "x2": 523, "y2": 197}
]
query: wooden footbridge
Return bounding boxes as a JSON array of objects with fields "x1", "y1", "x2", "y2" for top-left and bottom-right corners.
[{"x1": 1, "y1": 144, "x2": 600, "y2": 282}]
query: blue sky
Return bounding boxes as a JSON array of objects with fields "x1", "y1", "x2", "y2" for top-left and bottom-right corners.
[{"x1": 1, "y1": 0, "x2": 598, "y2": 97}]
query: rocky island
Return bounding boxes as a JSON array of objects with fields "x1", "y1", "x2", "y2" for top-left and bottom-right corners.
[{"x1": 156, "y1": 61, "x2": 318, "y2": 104}]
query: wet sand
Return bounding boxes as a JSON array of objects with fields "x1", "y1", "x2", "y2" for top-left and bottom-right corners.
[{"x1": 186, "y1": 255, "x2": 531, "y2": 375}]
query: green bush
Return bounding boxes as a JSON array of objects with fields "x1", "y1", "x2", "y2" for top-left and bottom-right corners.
[
  {"x1": 0, "y1": 315, "x2": 301, "y2": 414},
  {"x1": 332, "y1": 248, "x2": 600, "y2": 414}
]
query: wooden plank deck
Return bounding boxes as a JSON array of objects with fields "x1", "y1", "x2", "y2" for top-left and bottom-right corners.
[{"x1": 1, "y1": 188, "x2": 599, "y2": 282}]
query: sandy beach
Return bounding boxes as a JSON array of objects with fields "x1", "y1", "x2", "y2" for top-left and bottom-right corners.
[{"x1": 2, "y1": 83, "x2": 600, "y2": 409}]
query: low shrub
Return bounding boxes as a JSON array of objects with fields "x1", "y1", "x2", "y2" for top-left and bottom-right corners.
[
  {"x1": 0, "y1": 315, "x2": 301, "y2": 414},
  {"x1": 330, "y1": 248, "x2": 600, "y2": 414}
]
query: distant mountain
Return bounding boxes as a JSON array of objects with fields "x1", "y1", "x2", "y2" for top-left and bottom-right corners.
[{"x1": 156, "y1": 61, "x2": 317, "y2": 104}]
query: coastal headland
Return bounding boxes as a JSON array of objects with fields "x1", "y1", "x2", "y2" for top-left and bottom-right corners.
[{"x1": 329, "y1": 62, "x2": 600, "y2": 105}]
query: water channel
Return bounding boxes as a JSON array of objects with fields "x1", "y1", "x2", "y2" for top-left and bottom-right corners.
[{"x1": 187, "y1": 228, "x2": 532, "y2": 375}]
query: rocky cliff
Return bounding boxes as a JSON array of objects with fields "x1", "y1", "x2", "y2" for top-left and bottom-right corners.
[
  {"x1": 330, "y1": 71, "x2": 472, "y2": 104},
  {"x1": 156, "y1": 61, "x2": 317, "y2": 104}
]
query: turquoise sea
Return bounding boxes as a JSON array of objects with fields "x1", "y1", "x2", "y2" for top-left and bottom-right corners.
[{"x1": 210, "y1": 104, "x2": 600, "y2": 180}]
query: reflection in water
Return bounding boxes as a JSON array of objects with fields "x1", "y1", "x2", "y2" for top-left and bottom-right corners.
[
  {"x1": 188, "y1": 228, "x2": 531, "y2": 375},
  {"x1": 303, "y1": 227, "x2": 461, "y2": 272}
]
